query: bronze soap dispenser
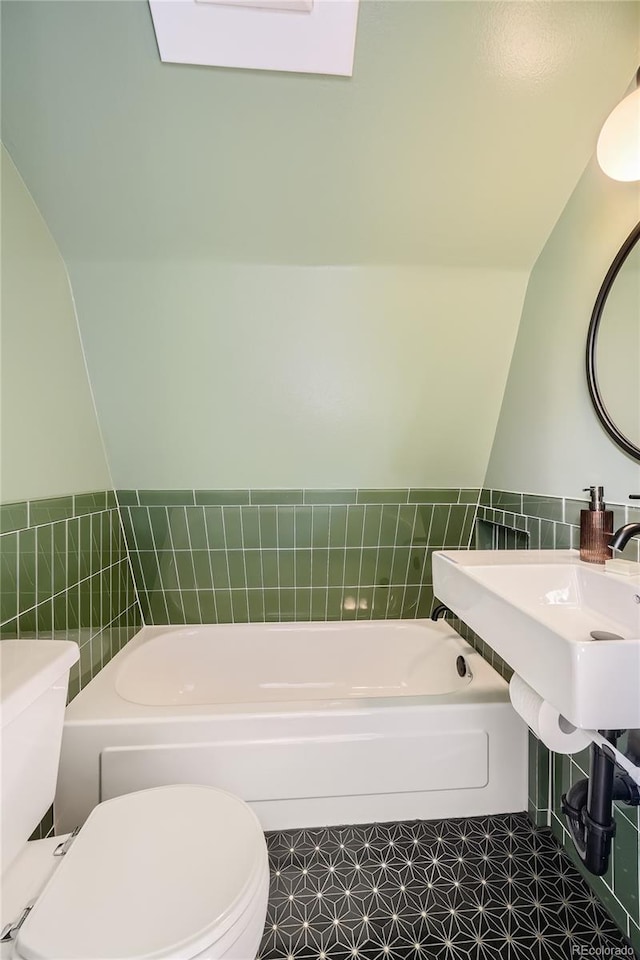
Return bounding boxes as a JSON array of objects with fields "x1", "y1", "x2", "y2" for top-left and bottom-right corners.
[{"x1": 580, "y1": 486, "x2": 613, "y2": 564}]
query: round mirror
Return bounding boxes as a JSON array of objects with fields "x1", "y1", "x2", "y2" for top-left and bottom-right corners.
[{"x1": 586, "y1": 222, "x2": 640, "y2": 461}]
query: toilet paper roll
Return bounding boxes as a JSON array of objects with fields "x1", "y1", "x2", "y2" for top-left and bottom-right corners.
[{"x1": 509, "y1": 673, "x2": 593, "y2": 755}]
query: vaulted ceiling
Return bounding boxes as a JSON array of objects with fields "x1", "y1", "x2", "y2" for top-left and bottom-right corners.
[{"x1": 2, "y1": 0, "x2": 638, "y2": 269}]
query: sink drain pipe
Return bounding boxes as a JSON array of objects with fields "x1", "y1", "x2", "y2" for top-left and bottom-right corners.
[{"x1": 562, "y1": 732, "x2": 640, "y2": 875}]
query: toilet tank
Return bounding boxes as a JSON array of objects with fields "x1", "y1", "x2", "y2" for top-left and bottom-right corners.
[{"x1": 0, "y1": 640, "x2": 79, "y2": 873}]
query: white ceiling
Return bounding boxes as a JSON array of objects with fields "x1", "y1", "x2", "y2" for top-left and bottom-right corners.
[{"x1": 1, "y1": 0, "x2": 639, "y2": 268}]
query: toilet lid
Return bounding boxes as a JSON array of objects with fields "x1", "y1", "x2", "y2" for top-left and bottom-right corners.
[{"x1": 15, "y1": 785, "x2": 267, "y2": 960}]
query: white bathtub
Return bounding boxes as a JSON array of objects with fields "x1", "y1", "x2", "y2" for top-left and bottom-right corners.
[{"x1": 55, "y1": 620, "x2": 527, "y2": 833}]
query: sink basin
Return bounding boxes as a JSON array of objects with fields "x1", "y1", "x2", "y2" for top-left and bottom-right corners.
[{"x1": 432, "y1": 549, "x2": 640, "y2": 730}]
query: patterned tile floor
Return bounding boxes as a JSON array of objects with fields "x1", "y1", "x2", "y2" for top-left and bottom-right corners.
[{"x1": 259, "y1": 813, "x2": 637, "y2": 960}]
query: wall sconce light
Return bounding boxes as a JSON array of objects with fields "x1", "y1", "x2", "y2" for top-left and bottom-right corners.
[{"x1": 597, "y1": 68, "x2": 640, "y2": 182}]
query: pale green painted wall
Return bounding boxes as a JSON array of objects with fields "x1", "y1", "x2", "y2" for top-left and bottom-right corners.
[
  {"x1": 485, "y1": 158, "x2": 640, "y2": 505},
  {"x1": 70, "y1": 261, "x2": 528, "y2": 489},
  {"x1": 0, "y1": 148, "x2": 111, "y2": 503}
]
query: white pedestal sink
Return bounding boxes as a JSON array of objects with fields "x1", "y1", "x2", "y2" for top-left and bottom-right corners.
[{"x1": 432, "y1": 549, "x2": 640, "y2": 730}]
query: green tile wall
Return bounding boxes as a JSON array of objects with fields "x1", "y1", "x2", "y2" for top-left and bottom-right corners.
[
  {"x1": 0, "y1": 491, "x2": 142, "y2": 706},
  {"x1": 118, "y1": 488, "x2": 479, "y2": 625},
  {"x1": 469, "y1": 488, "x2": 640, "y2": 952}
]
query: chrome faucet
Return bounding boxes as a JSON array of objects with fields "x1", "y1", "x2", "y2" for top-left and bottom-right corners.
[{"x1": 609, "y1": 495, "x2": 640, "y2": 551}]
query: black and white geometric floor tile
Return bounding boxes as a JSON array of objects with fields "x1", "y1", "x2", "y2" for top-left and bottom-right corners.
[{"x1": 259, "y1": 813, "x2": 637, "y2": 960}]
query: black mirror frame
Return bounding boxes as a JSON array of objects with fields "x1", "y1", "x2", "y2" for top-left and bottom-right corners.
[{"x1": 586, "y1": 221, "x2": 640, "y2": 462}]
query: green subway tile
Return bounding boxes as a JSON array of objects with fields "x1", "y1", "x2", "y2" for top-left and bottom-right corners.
[
  {"x1": 261, "y1": 550, "x2": 278, "y2": 589},
  {"x1": 257, "y1": 507, "x2": 278, "y2": 550},
  {"x1": 175, "y1": 552, "x2": 196, "y2": 590},
  {"x1": 416, "y1": 585, "x2": 434, "y2": 618},
  {"x1": 344, "y1": 548, "x2": 364, "y2": 585},
  {"x1": 52, "y1": 522, "x2": 67, "y2": 594},
  {"x1": 326, "y1": 587, "x2": 344, "y2": 620},
  {"x1": 328, "y1": 506, "x2": 348, "y2": 548},
  {"x1": 156, "y1": 552, "x2": 179, "y2": 591},
  {"x1": 116, "y1": 490, "x2": 139, "y2": 506},
  {"x1": 491, "y1": 490, "x2": 523, "y2": 513},
  {"x1": 37, "y1": 599, "x2": 53, "y2": 636},
  {"x1": 181, "y1": 591, "x2": 202, "y2": 624},
  {"x1": 397, "y1": 504, "x2": 417, "y2": 542},
  {"x1": 630, "y1": 920, "x2": 640, "y2": 955},
  {"x1": 277, "y1": 507, "x2": 295, "y2": 549},
  {"x1": 29, "y1": 496, "x2": 74, "y2": 526},
  {"x1": 18, "y1": 607, "x2": 36, "y2": 637},
  {"x1": 0, "y1": 534, "x2": 18, "y2": 623},
  {"x1": 126, "y1": 508, "x2": 153, "y2": 551},
  {"x1": 406, "y1": 548, "x2": 426, "y2": 585},
  {"x1": 390, "y1": 547, "x2": 411, "y2": 584},
  {"x1": 246, "y1": 589, "x2": 265, "y2": 622},
  {"x1": 379, "y1": 505, "x2": 400, "y2": 546},
  {"x1": 564, "y1": 498, "x2": 588, "y2": 526},
  {"x1": 375, "y1": 546, "x2": 394, "y2": 584},
  {"x1": 311, "y1": 506, "x2": 330, "y2": 547},
  {"x1": 0, "y1": 502, "x2": 28, "y2": 533},
  {"x1": 263, "y1": 588, "x2": 280, "y2": 622},
  {"x1": 139, "y1": 490, "x2": 195, "y2": 506},
  {"x1": 164, "y1": 590, "x2": 186, "y2": 623},
  {"x1": 310, "y1": 588, "x2": 327, "y2": 619},
  {"x1": 240, "y1": 507, "x2": 261, "y2": 549},
  {"x1": 429, "y1": 505, "x2": 451, "y2": 545},
  {"x1": 215, "y1": 590, "x2": 233, "y2": 623},
  {"x1": 554, "y1": 523, "x2": 572, "y2": 549},
  {"x1": 536, "y1": 738, "x2": 550, "y2": 810},
  {"x1": 230, "y1": 590, "x2": 249, "y2": 623},
  {"x1": 460, "y1": 506, "x2": 476, "y2": 546},
  {"x1": 303, "y1": 489, "x2": 357, "y2": 505},
  {"x1": 278, "y1": 550, "x2": 295, "y2": 588},
  {"x1": 401, "y1": 585, "x2": 420, "y2": 618},
  {"x1": 613, "y1": 811, "x2": 639, "y2": 915},
  {"x1": 355, "y1": 586, "x2": 374, "y2": 619},
  {"x1": 106, "y1": 491, "x2": 117, "y2": 510},
  {"x1": 362, "y1": 505, "x2": 383, "y2": 547},
  {"x1": 53, "y1": 592, "x2": 67, "y2": 635},
  {"x1": 414, "y1": 505, "x2": 433, "y2": 542},
  {"x1": 458, "y1": 489, "x2": 480, "y2": 504},
  {"x1": 67, "y1": 660, "x2": 80, "y2": 703},
  {"x1": 222, "y1": 507, "x2": 243, "y2": 549},
  {"x1": 522, "y1": 494, "x2": 563, "y2": 522},
  {"x1": 148, "y1": 509, "x2": 171, "y2": 551},
  {"x1": 408, "y1": 488, "x2": 458, "y2": 504},
  {"x1": 185, "y1": 510, "x2": 208, "y2": 550},
  {"x1": 357, "y1": 489, "x2": 408, "y2": 504},
  {"x1": 479, "y1": 489, "x2": 491, "y2": 506},
  {"x1": 540, "y1": 519, "x2": 555, "y2": 549},
  {"x1": 197, "y1": 591, "x2": 217, "y2": 623},
  {"x1": 36, "y1": 526, "x2": 53, "y2": 603},
  {"x1": 204, "y1": 507, "x2": 225, "y2": 550},
  {"x1": 345, "y1": 505, "x2": 365, "y2": 548},
  {"x1": 278, "y1": 588, "x2": 296, "y2": 621},
  {"x1": 167, "y1": 507, "x2": 191, "y2": 550},
  {"x1": 195, "y1": 490, "x2": 250, "y2": 506},
  {"x1": 293, "y1": 507, "x2": 312, "y2": 548},
  {"x1": 526, "y1": 516, "x2": 541, "y2": 548},
  {"x1": 18, "y1": 527, "x2": 37, "y2": 613},
  {"x1": 138, "y1": 552, "x2": 161, "y2": 591},
  {"x1": 443, "y1": 505, "x2": 466, "y2": 547},
  {"x1": 295, "y1": 549, "x2": 312, "y2": 589},
  {"x1": 209, "y1": 550, "x2": 229, "y2": 590},
  {"x1": 243, "y1": 550, "x2": 263, "y2": 589},
  {"x1": 250, "y1": 489, "x2": 303, "y2": 505},
  {"x1": 226, "y1": 551, "x2": 246, "y2": 588},
  {"x1": 294, "y1": 587, "x2": 312, "y2": 621},
  {"x1": 74, "y1": 492, "x2": 107, "y2": 515},
  {"x1": 327, "y1": 549, "x2": 345, "y2": 588}
]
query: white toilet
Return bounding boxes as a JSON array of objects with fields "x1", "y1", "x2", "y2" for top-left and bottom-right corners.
[{"x1": 0, "y1": 640, "x2": 270, "y2": 960}]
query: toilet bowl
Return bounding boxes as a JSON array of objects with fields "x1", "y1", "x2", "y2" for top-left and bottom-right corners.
[{"x1": 0, "y1": 642, "x2": 270, "y2": 960}]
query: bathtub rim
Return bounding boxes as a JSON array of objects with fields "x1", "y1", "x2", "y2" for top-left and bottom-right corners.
[{"x1": 65, "y1": 619, "x2": 509, "y2": 724}]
